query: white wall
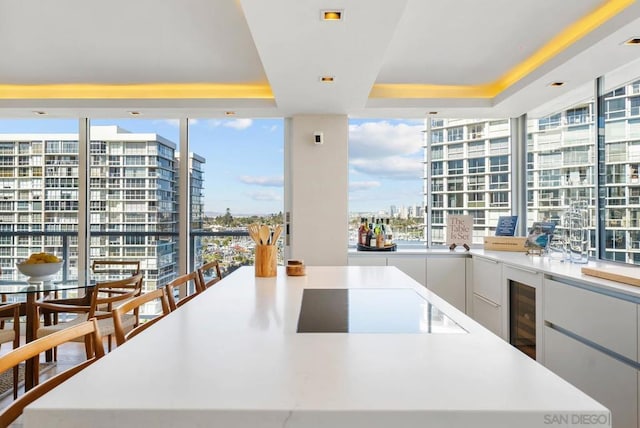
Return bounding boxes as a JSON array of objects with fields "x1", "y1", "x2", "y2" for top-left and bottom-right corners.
[{"x1": 284, "y1": 115, "x2": 348, "y2": 265}]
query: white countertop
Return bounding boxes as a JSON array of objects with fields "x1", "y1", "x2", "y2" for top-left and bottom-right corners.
[
  {"x1": 24, "y1": 266, "x2": 608, "y2": 428},
  {"x1": 352, "y1": 246, "x2": 640, "y2": 300},
  {"x1": 471, "y1": 249, "x2": 640, "y2": 301}
]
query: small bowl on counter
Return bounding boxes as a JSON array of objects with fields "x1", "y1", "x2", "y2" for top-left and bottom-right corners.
[{"x1": 286, "y1": 260, "x2": 305, "y2": 276}]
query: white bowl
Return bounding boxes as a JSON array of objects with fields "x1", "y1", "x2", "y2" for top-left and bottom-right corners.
[{"x1": 16, "y1": 261, "x2": 63, "y2": 282}]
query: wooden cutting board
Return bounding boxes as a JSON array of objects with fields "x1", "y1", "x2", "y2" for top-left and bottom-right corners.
[{"x1": 581, "y1": 266, "x2": 640, "y2": 287}]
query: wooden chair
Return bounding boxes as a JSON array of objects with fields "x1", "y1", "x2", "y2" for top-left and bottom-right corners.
[
  {"x1": 0, "y1": 302, "x2": 21, "y2": 399},
  {"x1": 196, "y1": 261, "x2": 223, "y2": 289},
  {"x1": 0, "y1": 318, "x2": 104, "y2": 427},
  {"x1": 164, "y1": 271, "x2": 203, "y2": 311},
  {"x1": 112, "y1": 288, "x2": 171, "y2": 346},
  {"x1": 35, "y1": 273, "x2": 144, "y2": 353},
  {"x1": 91, "y1": 260, "x2": 141, "y2": 282}
]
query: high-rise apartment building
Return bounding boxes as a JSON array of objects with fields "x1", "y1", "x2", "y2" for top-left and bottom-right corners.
[
  {"x1": 0, "y1": 125, "x2": 204, "y2": 288},
  {"x1": 427, "y1": 119, "x2": 512, "y2": 245},
  {"x1": 426, "y1": 77, "x2": 640, "y2": 264}
]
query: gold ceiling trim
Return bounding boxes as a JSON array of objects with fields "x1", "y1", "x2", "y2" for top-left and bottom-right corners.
[
  {"x1": 0, "y1": 83, "x2": 274, "y2": 99},
  {"x1": 370, "y1": 0, "x2": 635, "y2": 99}
]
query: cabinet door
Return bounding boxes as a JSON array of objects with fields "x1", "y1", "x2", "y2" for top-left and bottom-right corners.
[
  {"x1": 545, "y1": 326, "x2": 637, "y2": 428},
  {"x1": 426, "y1": 257, "x2": 466, "y2": 312},
  {"x1": 347, "y1": 256, "x2": 387, "y2": 266},
  {"x1": 472, "y1": 293, "x2": 502, "y2": 336},
  {"x1": 387, "y1": 257, "x2": 426, "y2": 286},
  {"x1": 472, "y1": 256, "x2": 502, "y2": 304}
]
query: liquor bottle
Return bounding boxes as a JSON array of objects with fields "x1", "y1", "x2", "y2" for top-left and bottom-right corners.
[
  {"x1": 376, "y1": 222, "x2": 384, "y2": 248},
  {"x1": 385, "y1": 218, "x2": 393, "y2": 246},
  {"x1": 358, "y1": 218, "x2": 367, "y2": 246},
  {"x1": 366, "y1": 219, "x2": 374, "y2": 247}
]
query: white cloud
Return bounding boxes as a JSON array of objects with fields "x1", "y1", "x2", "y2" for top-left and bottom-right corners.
[
  {"x1": 206, "y1": 118, "x2": 253, "y2": 130},
  {"x1": 246, "y1": 190, "x2": 282, "y2": 202},
  {"x1": 239, "y1": 175, "x2": 284, "y2": 187},
  {"x1": 350, "y1": 156, "x2": 422, "y2": 180},
  {"x1": 163, "y1": 119, "x2": 180, "y2": 127},
  {"x1": 224, "y1": 118, "x2": 253, "y2": 130},
  {"x1": 349, "y1": 121, "x2": 424, "y2": 159},
  {"x1": 349, "y1": 180, "x2": 381, "y2": 191}
]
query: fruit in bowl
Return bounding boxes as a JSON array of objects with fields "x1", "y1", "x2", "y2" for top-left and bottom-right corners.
[{"x1": 16, "y1": 253, "x2": 63, "y2": 282}]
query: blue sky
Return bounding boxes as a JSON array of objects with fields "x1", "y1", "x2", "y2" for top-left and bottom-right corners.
[{"x1": 0, "y1": 117, "x2": 424, "y2": 215}]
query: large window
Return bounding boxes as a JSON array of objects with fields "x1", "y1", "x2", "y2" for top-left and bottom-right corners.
[
  {"x1": 427, "y1": 118, "x2": 511, "y2": 245},
  {"x1": 603, "y1": 78, "x2": 640, "y2": 264},
  {"x1": 348, "y1": 119, "x2": 425, "y2": 248},
  {"x1": 0, "y1": 119, "x2": 79, "y2": 281},
  {"x1": 89, "y1": 120, "x2": 180, "y2": 292},
  {"x1": 188, "y1": 118, "x2": 284, "y2": 273}
]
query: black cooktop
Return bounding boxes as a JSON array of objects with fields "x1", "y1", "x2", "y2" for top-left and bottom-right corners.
[{"x1": 297, "y1": 288, "x2": 466, "y2": 334}]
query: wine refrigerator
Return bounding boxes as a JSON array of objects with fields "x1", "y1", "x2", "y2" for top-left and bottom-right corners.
[{"x1": 509, "y1": 280, "x2": 537, "y2": 360}]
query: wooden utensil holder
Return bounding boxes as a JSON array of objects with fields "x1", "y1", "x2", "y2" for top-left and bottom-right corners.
[{"x1": 255, "y1": 245, "x2": 277, "y2": 277}]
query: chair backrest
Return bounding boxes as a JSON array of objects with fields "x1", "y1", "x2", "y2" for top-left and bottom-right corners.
[
  {"x1": 89, "y1": 273, "x2": 144, "y2": 319},
  {"x1": 196, "y1": 261, "x2": 223, "y2": 289},
  {"x1": 91, "y1": 260, "x2": 141, "y2": 282},
  {"x1": 112, "y1": 288, "x2": 171, "y2": 346},
  {"x1": 0, "y1": 318, "x2": 104, "y2": 427},
  {"x1": 0, "y1": 302, "x2": 20, "y2": 347},
  {"x1": 165, "y1": 271, "x2": 203, "y2": 311}
]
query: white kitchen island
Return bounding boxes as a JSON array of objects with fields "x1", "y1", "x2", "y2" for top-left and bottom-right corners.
[{"x1": 24, "y1": 266, "x2": 609, "y2": 428}]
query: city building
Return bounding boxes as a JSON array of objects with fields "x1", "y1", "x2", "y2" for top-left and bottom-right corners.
[
  {"x1": 426, "y1": 78, "x2": 640, "y2": 264},
  {"x1": 0, "y1": 125, "x2": 204, "y2": 292}
]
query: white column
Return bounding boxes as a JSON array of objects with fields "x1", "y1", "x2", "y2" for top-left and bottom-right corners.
[{"x1": 284, "y1": 115, "x2": 348, "y2": 265}]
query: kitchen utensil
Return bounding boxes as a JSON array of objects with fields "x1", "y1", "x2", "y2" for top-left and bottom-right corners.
[
  {"x1": 259, "y1": 225, "x2": 271, "y2": 246},
  {"x1": 248, "y1": 223, "x2": 261, "y2": 244},
  {"x1": 271, "y1": 224, "x2": 282, "y2": 244}
]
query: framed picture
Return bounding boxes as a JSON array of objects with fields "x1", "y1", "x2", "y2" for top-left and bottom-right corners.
[
  {"x1": 525, "y1": 222, "x2": 556, "y2": 251},
  {"x1": 495, "y1": 216, "x2": 518, "y2": 236},
  {"x1": 446, "y1": 214, "x2": 473, "y2": 250}
]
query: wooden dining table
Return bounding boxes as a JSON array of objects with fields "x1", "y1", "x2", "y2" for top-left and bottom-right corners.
[{"x1": 0, "y1": 279, "x2": 94, "y2": 390}]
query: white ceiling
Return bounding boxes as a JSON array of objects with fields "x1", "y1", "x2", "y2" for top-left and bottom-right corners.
[{"x1": 1, "y1": 0, "x2": 640, "y2": 119}]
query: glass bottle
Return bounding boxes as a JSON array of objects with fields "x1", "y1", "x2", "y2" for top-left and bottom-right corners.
[
  {"x1": 358, "y1": 218, "x2": 367, "y2": 246},
  {"x1": 385, "y1": 218, "x2": 393, "y2": 246},
  {"x1": 566, "y1": 200, "x2": 589, "y2": 264}
]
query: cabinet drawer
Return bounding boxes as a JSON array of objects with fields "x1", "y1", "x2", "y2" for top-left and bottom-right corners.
[
  {"x1": 472, "y1": 293, "x2": 502, "y2": 337},
  {"x1": 545, "y1": 278, "x2": 637, "y2": 361},
  {"x1": 545, "y1": 326, "x2": 635, "y2": 428},
  {"x1": 472, "y1": 257, "x2": 502, "y2": 304}
]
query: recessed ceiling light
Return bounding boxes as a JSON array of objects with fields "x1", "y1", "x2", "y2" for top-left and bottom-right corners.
[
  {"x1": 128, "y1": 111, "x2": 141, "y2": 116},
  {"x1": 321, "y1": 10, "x2": 343, "y2": 21},
  {"x1": 225, "y1": 111, "x2": 236, "y2": 116},
  {"x1": 549, "y1": 82, "x2": 565, "y2": 87},
  {"x1": 320, "y1": 76, "x2": 335, "y2": 83},
  {"x1": 624, "y1": 37, "x2": 640, "y2": 45},
  {"x1": 32, "y1": 111, "x2": 47, "y2": 115}
]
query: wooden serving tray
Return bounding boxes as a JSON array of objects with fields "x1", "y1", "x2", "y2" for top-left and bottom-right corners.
[
  {"x1": 581, "y1": 266, "x2": 640, "y2": 287},
  {"x1": 483, "y1": 236, "x2": 528, "y2": 252}
]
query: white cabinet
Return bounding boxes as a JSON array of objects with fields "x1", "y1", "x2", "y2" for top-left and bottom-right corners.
[
  {"x1": 426, "y1": 257, "x2": 466, "y2": 312},
  {"x1": 545, "y1": 326, "x2": 637, "y2": 428},
  {"x1": 471, "y1": 256, "x2": 504, "y2": 338},
  {"x1": 347, "y1": 256, "x2": 386, "y2": 266},
  {"x1": 545, "y1": 278, "x2": 637, "y2": 361},
  {"x1": 386, "y1": 256, "x2": 426, "y2": 286}
]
